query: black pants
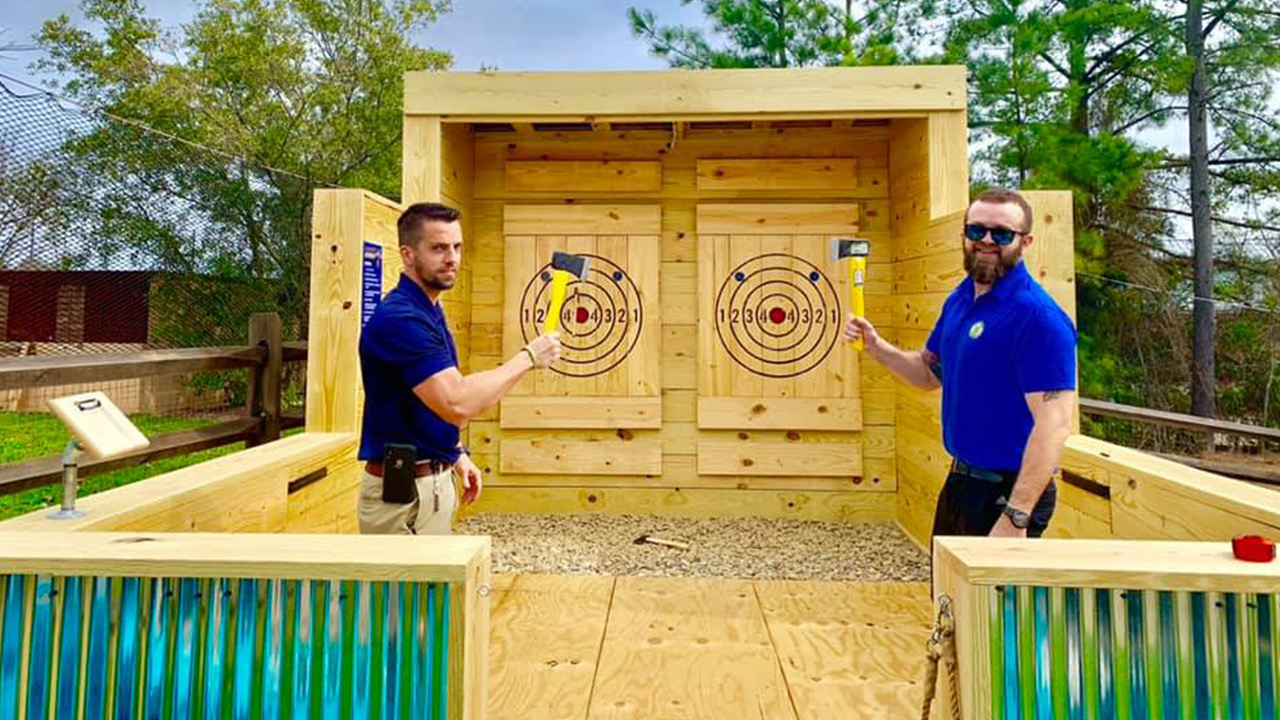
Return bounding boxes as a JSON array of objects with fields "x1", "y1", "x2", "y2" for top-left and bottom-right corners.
[{"x1": 931, "y1": 470, "x2": 1057, "y2": 539}]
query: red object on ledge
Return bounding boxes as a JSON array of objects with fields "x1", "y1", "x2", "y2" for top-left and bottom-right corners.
[{"x1": 1232, "y1": 535, "x2": 1276, "y2": 563}]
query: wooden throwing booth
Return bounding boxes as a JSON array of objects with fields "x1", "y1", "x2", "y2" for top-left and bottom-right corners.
[{"x1": 305, "y1": 66, "x2": 1074, "y2": 535}]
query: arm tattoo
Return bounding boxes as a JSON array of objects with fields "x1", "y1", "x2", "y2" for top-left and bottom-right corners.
[
  {"x1": 1043, "y1": 390, "x2": 1063, "y2": 401},
  {"x1": 922, "y1": 349, "x2": 943, "y2": 381}
]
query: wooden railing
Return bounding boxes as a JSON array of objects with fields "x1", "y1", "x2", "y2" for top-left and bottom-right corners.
[
  {"x1": 1079, "y1": 397, "x2": 1280, "y2": 485},
  {"x1": 0, "y1": 313, "x2": 307, "y2": 497}
]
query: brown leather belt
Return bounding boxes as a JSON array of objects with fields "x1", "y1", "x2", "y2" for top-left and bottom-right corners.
[{"x1": 365, "y1": 460, "x2": 448, "y2": 478}]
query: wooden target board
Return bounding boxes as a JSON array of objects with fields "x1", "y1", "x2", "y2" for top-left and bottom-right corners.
[
  {"x1": 697, "y1": 204, "x2": 864, "y2": 442},
  {"x1": 501, "y1": 204, "x2": 662, "y2": 436}
]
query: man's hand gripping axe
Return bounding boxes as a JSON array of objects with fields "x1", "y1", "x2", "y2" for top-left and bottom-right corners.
[{"x1": 830, "y1": 239, "x2": 871, "y2": 350}]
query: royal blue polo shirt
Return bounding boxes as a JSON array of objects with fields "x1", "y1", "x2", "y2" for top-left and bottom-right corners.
[
  {"x1": 357, "y1": 274, "x2": 460, "y2": 465},
  {"x1": 926, "y1": 261, "x2": 1077, "y2": 472}
]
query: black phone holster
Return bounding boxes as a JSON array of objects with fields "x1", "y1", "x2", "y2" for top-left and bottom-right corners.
[{"x1": 381, "y1": 443, "x2": 418, "y2": 504}]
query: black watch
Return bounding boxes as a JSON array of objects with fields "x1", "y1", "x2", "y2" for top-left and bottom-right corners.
[
  {"x1": 1002, "y1": 504, "x2": 1030, "y2": 529},
  {"x1": 456, "y1": 445, "x2": 471, "y2": 458}
]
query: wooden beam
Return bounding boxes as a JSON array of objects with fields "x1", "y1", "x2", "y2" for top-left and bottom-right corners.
[
  {"x1": 504, "y1": 160, "x2": 662, "y2": 193},
  {"x1": 282, "y1": 340, "x2": 308, "y2": 362},
  {"x1": 695, "y1": 203, "x2": 859, "y2": 234},
  {"x1": 697, "y1": 397, "x2": 863, "y2": 431},
  {"x1": 927, "y1": 110, "x2": 969, "y2": 219},
  {"x1": 0, "y1": 531, "x2": 489, "y2": 582},
  {"x1": 246, "y1": 312, "x2": 282, "y2": 447},
  {"x1": 695, "y1": 158, "x2": 859, "y2": 191},
  {"x1": 1152, "y1": 452, "x2": 1280, "y2": 487},
  {"x1": 0, "y1": 432, "x2": 356, "y2": 533},
  {"x1": 402, "y1": 115, "x2": 442, "y2": 203},
  {"x1": 0, "y1": 345, "x2": 265, "y2": 391},
  {"x1": 500, "y1": 397, "x2": 662, "y2": 429},
  {"x1": 0, "y1": 415, "x2": 304, "y2": 498},
  {"x1": 502, "y1": 204, "x2": 661, "y2": 235},
  {"x1": 1079, "y1": 398, "x2": 1280, "y2": 443},
  {"x1": 404, "y1": 67, "x2": 967, "y2": 116},
  {"x1": 935, "y1": 537, "x2": 1280, "y2": 594}
]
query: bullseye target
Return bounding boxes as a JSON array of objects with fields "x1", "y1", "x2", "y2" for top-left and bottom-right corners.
[
  {"x1": 517, "y1": 254, "x2": 644, "y2": 378},
  {"x1": 714, "y1": 253, "x2": 842, "y2": 379}
]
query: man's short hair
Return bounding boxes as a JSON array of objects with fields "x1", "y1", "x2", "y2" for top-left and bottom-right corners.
[
  {"x1": 398, "y1": 202, "x2": 461, "y2": 246},
  {"x1": 965, "y1": 187, "x2": 1034, "y2": 233}
]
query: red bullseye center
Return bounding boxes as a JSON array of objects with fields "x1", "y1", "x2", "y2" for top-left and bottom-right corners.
[
  {"x1": 575, "y1": 307, "x2": 589, "y2": 323},
  {"x1": 768, "y1": 307, "x2": 786, "y2": 324}
]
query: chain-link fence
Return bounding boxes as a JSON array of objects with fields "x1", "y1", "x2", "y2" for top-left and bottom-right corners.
[{"x1": 0, "y1": 76, "x2": 312, "y2": 516}]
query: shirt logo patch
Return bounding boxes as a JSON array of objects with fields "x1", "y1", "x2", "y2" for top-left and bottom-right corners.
[{"x1": 968, "y1": 321, "x2": 985, "y2": 339}]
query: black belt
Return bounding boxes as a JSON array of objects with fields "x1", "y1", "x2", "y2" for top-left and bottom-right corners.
[
  {"x1": 952, "y1": 459, "x2": 1017, "y2": 483},
  {"x1": 365, "y1": 459, "x2": 449, "y2": 478}
]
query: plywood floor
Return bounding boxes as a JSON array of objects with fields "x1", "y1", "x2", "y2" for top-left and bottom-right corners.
[{"x1": 488, "y1": 575, "x2": 934, "y2": 720}]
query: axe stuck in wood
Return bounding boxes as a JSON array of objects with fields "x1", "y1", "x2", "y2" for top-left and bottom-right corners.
[{"x1": 543, "y1": 251, "x2": 592, "y2": 334}]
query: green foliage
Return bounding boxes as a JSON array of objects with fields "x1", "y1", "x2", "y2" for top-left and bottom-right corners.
[
  {"x1": 628, "y1": 0, "x2": 914, "y2": 68},
  {"x1": 33, "y1": 0, "x2": 453, "y2": 337}
]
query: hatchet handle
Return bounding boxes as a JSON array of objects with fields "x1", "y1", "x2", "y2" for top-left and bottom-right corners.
[
  {"x1": 544, "y1": 269, "x2": 571, "y2": 333},
  {"x1": 848, "y1": 257, "x2": 866, "y2": 350}
]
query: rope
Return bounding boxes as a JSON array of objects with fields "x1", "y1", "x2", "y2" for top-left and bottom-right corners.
[{"x1": 921, "y1": 595, "x2": 962, "y2": 720}]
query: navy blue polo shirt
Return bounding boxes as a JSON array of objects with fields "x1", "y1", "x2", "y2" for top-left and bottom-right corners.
[
  {"x1": 926, "y1": 262, "x2": 1077, "y2": 472},
  {"x1": 357, "y1": 274, "x2": 460, "y2": 464}
]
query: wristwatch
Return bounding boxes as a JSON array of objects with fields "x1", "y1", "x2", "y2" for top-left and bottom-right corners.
[
  {"x1": 456, "y1": 445, "x2": 471, "y2": 458},
  {"x1": 1002, "y1": 504, "x2": 1030, "y2": 529}
]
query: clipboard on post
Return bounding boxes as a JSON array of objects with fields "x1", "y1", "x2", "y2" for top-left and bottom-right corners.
[{"x1": 46, "y1": 391, "x2": 150, "y2": 460}]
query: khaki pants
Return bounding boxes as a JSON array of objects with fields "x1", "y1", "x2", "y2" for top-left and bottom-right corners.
[{"x1": 358, "y1": 466, "x2": 457, "y2": 535}]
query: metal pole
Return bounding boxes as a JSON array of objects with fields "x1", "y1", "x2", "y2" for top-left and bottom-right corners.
[{"x1": 49, "y1": 439, "x2": 86, "y2": 520}]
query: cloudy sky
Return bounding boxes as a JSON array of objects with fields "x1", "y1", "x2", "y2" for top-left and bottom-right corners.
[
  {"x1": 1, "y1": 0, "x2": 1190, "y2": 155},
  {"x1": 1, "y1": 0, "x2": 707, "y2": 81}
]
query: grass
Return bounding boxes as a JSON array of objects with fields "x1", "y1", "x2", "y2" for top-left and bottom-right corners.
[{"x1": 0, "y1": 411, "x2": 245, "y2": 521}]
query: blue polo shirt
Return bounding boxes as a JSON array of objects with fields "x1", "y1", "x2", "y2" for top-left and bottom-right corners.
[
  {"x1": 926, "y1": 262, "x2": 1077, "y2": 472},
  {"x1": 357, "y1": 274, "x2": 460, "y2": 464}
]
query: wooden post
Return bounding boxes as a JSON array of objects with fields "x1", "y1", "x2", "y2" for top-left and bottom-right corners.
[{"x1": 246, "y1": 312, "x2": 282, "y2": 447}]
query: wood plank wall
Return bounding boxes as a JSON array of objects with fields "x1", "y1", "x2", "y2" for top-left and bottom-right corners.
[{"x1": 459, "y1": 120, "x2": 900, "y2": 521}]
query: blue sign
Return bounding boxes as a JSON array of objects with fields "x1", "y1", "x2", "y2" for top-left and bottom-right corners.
[{"x1": 361, "y1": 242, "x2": 382, "y2": 327}]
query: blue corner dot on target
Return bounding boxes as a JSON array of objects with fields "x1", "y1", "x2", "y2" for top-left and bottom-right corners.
[
  {"x1": 734, "y1": 272, "x2": 745, "y2": 282},
  {"x1": 540, "y1": 271, "x2": 551, "y2": 282},
  {"x1": 613, "y1": 271, "x2": 624, "y2": 281},
  {"x1": 809, "y1": 271, "x2": 820, "y2": 282}
]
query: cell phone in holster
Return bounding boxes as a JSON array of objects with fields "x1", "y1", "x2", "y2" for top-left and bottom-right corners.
[{"x1": 382, "y1": 443, "x2": 418, "y2": 504}]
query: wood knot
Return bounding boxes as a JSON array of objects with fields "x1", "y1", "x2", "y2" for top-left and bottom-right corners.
[
  {"x1": 751, "y1": 403, "x2": 767, "y2": 415},
  {"x1": 741, "y1": 458, "x2": 755, "y2": 468},
  {"x1": 786, "y1": 431, "x2": 801, "y2": 441},
  {"x1": 737, "y1": 432, "x2": 749, "y2": 440},
  {"x1": 817, "y1": 405, "x2": 828, "y2": 414},
  {"x1": 616, "y1": 429, "x2": 634, "y2": 441}
]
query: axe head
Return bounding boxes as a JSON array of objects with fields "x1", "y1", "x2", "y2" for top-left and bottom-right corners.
[
  {"x1": 828, "y1": 238, "x2": 871, "y2": 263},
  {"x1": 551, "y1": 251, "x2": 592, "y2": 279}
]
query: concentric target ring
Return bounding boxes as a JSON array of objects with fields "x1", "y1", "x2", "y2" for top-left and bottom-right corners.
[
  {"x1": 518, "y1": 254, "x2": 644, "y2": 378},
  {"x1": 714, "y1": 253, "x2": 842, "y2": 379}
]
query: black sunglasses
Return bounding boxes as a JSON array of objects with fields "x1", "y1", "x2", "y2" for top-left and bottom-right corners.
[{"x1": 963, "y1": 223, "x2": 1025, "y2": 247}]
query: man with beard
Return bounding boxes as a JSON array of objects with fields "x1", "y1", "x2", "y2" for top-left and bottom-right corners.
[
  {"x1": 844, "y1": 188, "x2": 1076, "y2": 539},
  {"x1": 357, "y1": 202, "x2": 560, "y2": 535}
]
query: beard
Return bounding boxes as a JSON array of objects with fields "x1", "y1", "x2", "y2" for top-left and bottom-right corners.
[
  {"x1": 964, "y1": 242, "x2": 1022, "y2": 284},
  {"x1": 424, "y1": 273, "x2": 455, "y2": 291},
  {"x1": 415, "y1": 257, "x2": 457, "y2": 291}
]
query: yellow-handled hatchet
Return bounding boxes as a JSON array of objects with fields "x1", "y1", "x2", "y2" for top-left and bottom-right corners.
[
  {"x1": 830, "y1": 238, "x2": 871, "y2": 350},
  {"x1": 544, "y1": 251, "x2": 592, "y2": 333}
]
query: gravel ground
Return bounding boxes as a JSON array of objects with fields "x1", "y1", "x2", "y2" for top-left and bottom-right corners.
[{"x1": 456, "y1": 514, "x2": 930, "y2": 581}]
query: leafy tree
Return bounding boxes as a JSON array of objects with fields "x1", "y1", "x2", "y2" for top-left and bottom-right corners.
[
  {"x1": 939, "y1": 0, "x2": 1280, "y2": 423},
  {"x1": 31, "y1": 0, "x2": 452, "y2": 339},
  {"x1": 628, "y1": 0, "x2": 915, "y2": 67}
]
